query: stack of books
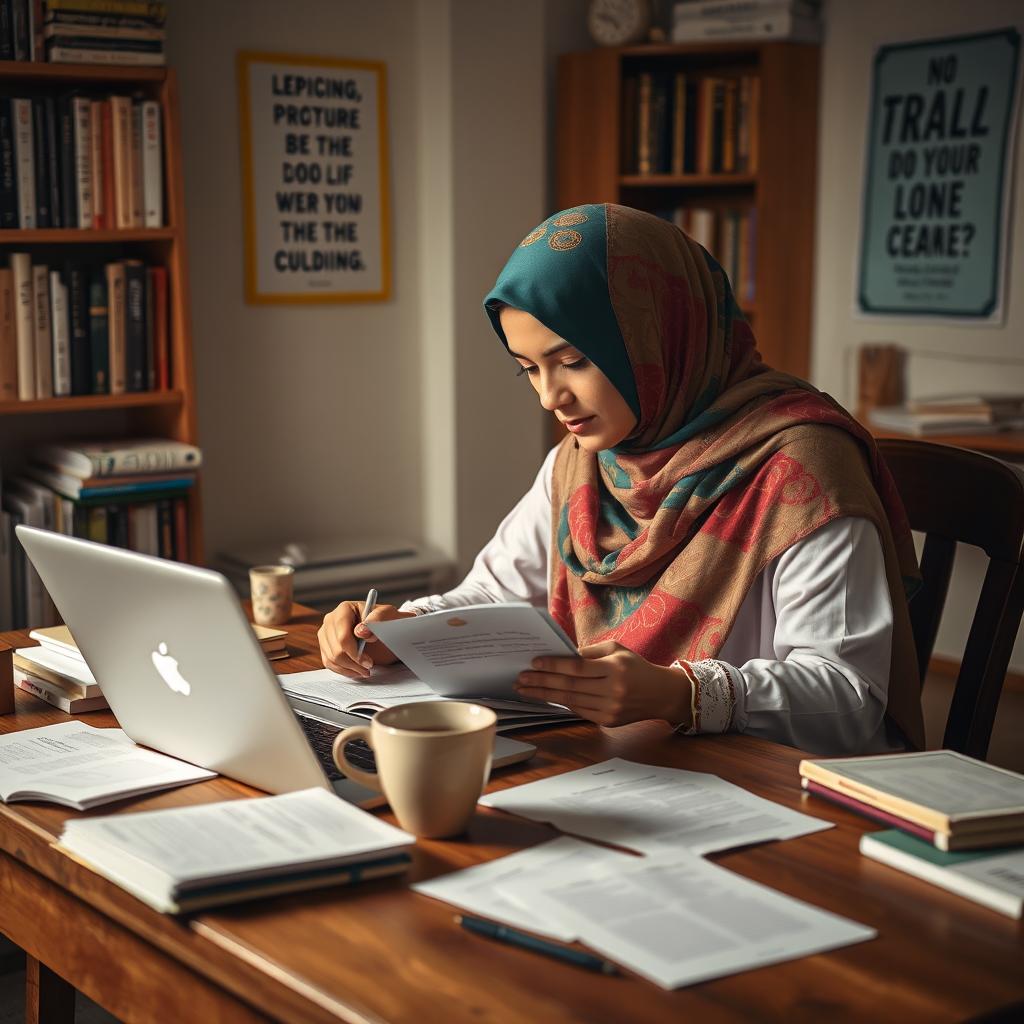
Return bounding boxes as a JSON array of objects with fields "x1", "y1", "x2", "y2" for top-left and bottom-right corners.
[
  {"x1": 671, "y1": 0, "x2": 822, "y2": 44},
  {"x1": 868, "y1": 393, "x2": 1024, "y2": 437},
  {"x1": 43, "y1": 0, "x2": 167, "y2": 67},
  {"x1": 0, "y1": 91, "x2": 163, "y2": 230},
  {"x1": 1, "y1": 439, "x2": 199, "y2": 629},
  {"x1": 622, "y1": 71, "x2": 759, "y2": 177},
  {"x1": 1, "y1": 255, "x2": 169, "y2": 402},
  {"x1": 799, "y1": 750, "x2": 1024, "y2": 919},
  {"x1": 14, "y1": 632, "x2": 107, "y2": 712},
  {"x1": 57, "y1": 787, "x2": 414, "y2": 913}
]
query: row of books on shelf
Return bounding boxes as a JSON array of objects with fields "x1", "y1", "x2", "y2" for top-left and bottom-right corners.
[
  {"x1": 660, "y1": 205, "x2": 756, "y2": 306},
  {"x1": 0, "y1": 437, "x2": 200, "y2": 630},
  {"x1": 622, "y1": 71, "x2": 759, "y2": 177},
  {"x1": 0, "y1": 90, "x2": 163, "y2": 230},
  {"x1": 0, "y1": 0, "x2": 167, "y2": 66},
  {"x1": 0, "y1": 255, "x2": 169, "y2": 402}
]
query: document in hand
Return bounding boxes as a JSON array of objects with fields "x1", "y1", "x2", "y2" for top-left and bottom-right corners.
[
  {"x1": 0, "y1": 721, "x2": 216, "y2": 810},
  {"x1": 496, "y1": 850, "x2": 876, "y2": 989},
  {"x1": 367, "y1": 602, "x2": 578, "y2": 703},
  {"x1": 57, "y1": 788, "x2": 415, "y2": 913},
  {"x1": 480, "y1": 758, "x2": 832, "y2": 856}
]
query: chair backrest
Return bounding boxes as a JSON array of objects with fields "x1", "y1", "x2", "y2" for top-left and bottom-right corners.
[{"x1": 877, "y1": 438, "x2": 1024, "y2": 759}]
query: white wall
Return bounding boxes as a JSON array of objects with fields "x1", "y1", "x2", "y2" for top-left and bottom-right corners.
[
  {"x1": 167, "y1": 0, "x2": 550, "y2": 579},
  {"x1": 813, "y1": 0, "x2": 1024, "y2": 666}
]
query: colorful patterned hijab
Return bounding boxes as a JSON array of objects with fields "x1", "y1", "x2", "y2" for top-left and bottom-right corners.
[{"x1": 484, "y1": 204, "x2": 924, "y2": 750}]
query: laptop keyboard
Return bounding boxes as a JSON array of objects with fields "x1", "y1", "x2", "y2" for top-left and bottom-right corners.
[{"x1": 296, "y1": 713, "x2": 377, "y2": 782}]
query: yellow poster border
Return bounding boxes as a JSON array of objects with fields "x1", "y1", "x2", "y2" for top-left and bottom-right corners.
[{"x1": 237, "y1": 50, "x2": 392, "y2": 305}]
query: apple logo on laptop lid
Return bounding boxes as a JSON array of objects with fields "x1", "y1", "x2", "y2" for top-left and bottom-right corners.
[{"x1": 151, "y1": 642, "x2": 192, "y2": 696}]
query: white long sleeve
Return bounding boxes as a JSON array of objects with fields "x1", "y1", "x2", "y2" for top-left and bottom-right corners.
[{"x1": 402, "y1": 447, "x2": 900, "y2": 755}]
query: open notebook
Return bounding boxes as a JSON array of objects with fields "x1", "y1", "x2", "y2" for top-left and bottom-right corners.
[{"x1": 279, "y1": 665, "x2": 578, "y2": 732}]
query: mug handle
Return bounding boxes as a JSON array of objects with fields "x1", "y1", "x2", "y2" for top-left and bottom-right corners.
[{"x1": 332, "y1": 726, "x2": 383, "y2": 791}]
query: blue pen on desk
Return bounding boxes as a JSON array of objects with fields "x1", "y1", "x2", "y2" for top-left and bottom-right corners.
[
  {"x1": 355, "y1": 588, "x2": 378, "y2": 660},
  {"x1": 456, "y1": 915, "x2": 617, "y2": 975}
]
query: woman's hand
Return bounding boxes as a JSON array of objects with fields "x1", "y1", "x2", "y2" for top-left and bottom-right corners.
[
  {"x1": 514, "y1": 640, "x2": 693, "y2": 728},
  {"x1": 317, "y1": 600, "x2": 417, "y2": 678}
]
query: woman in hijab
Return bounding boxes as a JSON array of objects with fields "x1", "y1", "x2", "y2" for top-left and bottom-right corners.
[{"x1": 319, "y1": 204, "x2": 924, "y2": 755}]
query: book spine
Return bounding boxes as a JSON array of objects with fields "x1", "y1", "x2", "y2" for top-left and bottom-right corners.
[
  {"x1": 710, "y1": 78, "x2": 725, "y2": 173},
  {"x1": 30, "y1": 97, "x2": 49, "y2": 227},
  {"x1": 172, "y1": 495, "x2": 187, "y2": 561},
  {"x1": 803, "y1": 779, "x2": 936, "y2": 842},
  {"x1": 0, "y1": 98, "x2": 17, "y2": 228},
  {"x1": 619, "y1": 74, "x2": 637, "y2": 175},
  {"x1": 671, "y1": 72, "x2": 686, "y2": 176},
  {"x1": 129, "y1": 98, "x2": 142, "y2": 225},
  {"x1": 105, "y1": 260, "x2": 125, "y2": 393},
  {"x1": 141, "y1": 99, "x2": 161, "y2": 226},
  {"x1": 10, "y1": 252, "x2": 35, "y2": 400},
  {"x1": 71, "y1": 95, "x2": 93, "y2": 228},
  {"x1": 49, "y1": 269, "x2": 71, "y2": 396},
  {"x1": 672, "y1": 11, "x2": 821, "y2": 42},
  {"x1": 14, "y1": 669, "x2": 108, "y2": 713},
  {"x1": 45, "y1": 44, "x2": 165, "y2": 65},
  {"x1": 157, "y1": 497, "x2": 173, "y2": 558},
  {"x1": 29, "y1": 0, "x2": 42, "y2": 61},
  {"x1": 58, "y1": 94, "x2": 78, "y2": 229},
  {"x1": 636, "y1": 72, "x2": 653, "y2": 176},
  {"x1": 150, "y1": 264, "x2": 168, "y2": 388},
  {"x1": 43, "y1": 96, "x2": 62, "y2": 228},
  {"x1": 89, "y1": 98, "x2": 104, "y2": 228},
  {"x1": 87, "y1": 267, "x2": 108, "y2": 392},
  {"x1": 722, "y1": 78, "x2": 737, "y2": 173},
  {"x1": 110, "y1": 94, "x2": 131, "y2": 228},
  {"x1": 67, "y1": 264, "x2": 92, "y2": 394},
  {"x1": 697, "y1": 78, "x2": 713, "y2": 175},
  {"x1": 144, "y1": 265, "x2": 155, "y2": 388},
  {"x1": 12, "y1": 97, "x2": 35, "y2": 228},
  {"x1": 0, "y1": 0, "x2": 12, "y2": 60},
  {"x1": 123, "y1": 259, "x2": 145, "y2": 390},
  {"x1": 10, "y1": 0, "x2": 26, "y2": 60},
  {"x1": 47, "y1": 33, "x2": 163, "y2": 52},
  {"x1": 100, "y1": 98, "x2": 115, "y2": 229},
  {"x1": 45, "y1": 0, "x2": 167, "y2": 18},
  {"x1": 43, "y1": 21, "x2": 166, "y2": 40},
  {"x1": 44, "y1": 10, "x2": 165, "y2": 29},
  {"x1": 31, "y1": 262, "x2": 52, "y2": 398},
  {"x1": 0, "y1": 267, "x2": 15, "y2": 402}
]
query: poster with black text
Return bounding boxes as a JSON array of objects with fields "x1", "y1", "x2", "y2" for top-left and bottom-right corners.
[
  {"x1": 238, "y1": 52, "x2": 391, "y2": 304},
  {"x1": 858, "y1": 29, "x2": 1020, "y2": 320}
]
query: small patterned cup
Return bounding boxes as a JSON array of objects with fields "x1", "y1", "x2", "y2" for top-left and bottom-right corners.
[{"x1": 249, "y1": 565, "x2": 294, "y2": 626}]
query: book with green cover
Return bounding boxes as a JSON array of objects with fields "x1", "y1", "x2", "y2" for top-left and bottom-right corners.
[{"x1": 859, "y1": 829, "x2": 1024, "y2": 919}]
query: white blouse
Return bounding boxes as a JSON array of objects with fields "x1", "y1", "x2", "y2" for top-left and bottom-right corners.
[{"x1": 401, "y1": 447, "x2": 903, "y2": 756}]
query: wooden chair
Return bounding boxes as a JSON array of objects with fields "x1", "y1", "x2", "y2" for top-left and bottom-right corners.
[{"x1": 877, "y1": 438, "x2": 1024, "y2": 760}]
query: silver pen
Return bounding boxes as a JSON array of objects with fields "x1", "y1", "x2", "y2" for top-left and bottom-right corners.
[{"x1": 355, "y1": 588, "x2": 378, "y2": 660}]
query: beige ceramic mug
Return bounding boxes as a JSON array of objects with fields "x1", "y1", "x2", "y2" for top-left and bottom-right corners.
[
  {"x1": 332, "y1": 701, "x2": 497, "y2": 838},
  {"x1": 249, "y1": 565, "x2": 294, "y2": 626}
]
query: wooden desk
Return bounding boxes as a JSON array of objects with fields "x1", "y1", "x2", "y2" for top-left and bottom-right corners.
[{"x1": 2, "y1": 610, "x2": 1022, "y2": 1023}]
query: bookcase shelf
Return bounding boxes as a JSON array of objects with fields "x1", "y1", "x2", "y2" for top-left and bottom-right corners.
[
  {"x1": 0, "y1": 391, "x2": 183, "y2": 416},
  {"x1": 0, "y1": 228, "x2": 178, "y2": 244},
  {"x1": 0, "y1": 64, "x2": 202, "y2": 567},
  {"x1": 557, "y1": 41, "x2": 819, "y2": 384}
]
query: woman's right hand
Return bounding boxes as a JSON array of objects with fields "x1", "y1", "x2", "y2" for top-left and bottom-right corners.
[{"x1": 317, "y1": 600, "x2": 416, "y2": 678}]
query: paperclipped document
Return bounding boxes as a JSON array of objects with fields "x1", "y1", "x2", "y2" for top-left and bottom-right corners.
[
  {"x1": 413, "y1": 836, "x2": 636, "y2": 941},
  {"x1": 0, "y1": 721, "x2": 216, "y2": 810},
  {"x1": 497, "y1": 849, "x2": 876, "y2": 989},
  {"x1": 480, "y1": 757, "x2": 832, "y2": 855}
]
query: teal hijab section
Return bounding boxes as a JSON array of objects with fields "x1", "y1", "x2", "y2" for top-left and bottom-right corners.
[{"x1": 483, "y1": 204, "x2": 640, "y2": 421}]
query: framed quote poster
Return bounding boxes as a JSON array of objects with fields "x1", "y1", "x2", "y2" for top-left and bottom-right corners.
[
  {"x1": 238, "y1": 51, "x2": 391, "y2": 304},
  {"x1": 857, "y1": 29, "x2": 1021, "y2": 320}
]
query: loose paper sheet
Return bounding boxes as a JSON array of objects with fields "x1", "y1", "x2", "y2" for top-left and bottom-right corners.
[
  {"x1": 480, "y1": 758, "x2": 832, "y2": 856},
  {"x1": 413, "y1": 836, "x2": 636, "y2": 941},
  {"x1": 498, "y1": 850, "x2": 876, "y2": 989}
]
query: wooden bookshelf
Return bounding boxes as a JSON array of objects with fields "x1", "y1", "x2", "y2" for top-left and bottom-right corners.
[
  {"x1": 0, "y1": 63, "x2": 202, "y2": 564},
  {"x1": 557, "y1": 41, "x2": 819, "y2": 380}
]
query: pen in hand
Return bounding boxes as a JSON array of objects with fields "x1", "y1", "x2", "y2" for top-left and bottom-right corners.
[
  {"x1": 355, "y1": 587, "x2": 378, "y2": 661},
  {"x1": 455, "y1": 914, "x2": 617, "y2": 975}
]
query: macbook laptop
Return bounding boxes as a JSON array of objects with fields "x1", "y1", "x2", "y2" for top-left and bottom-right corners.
[{"x1": 15, "y1": 526, "x2": 535, "y2": 807}]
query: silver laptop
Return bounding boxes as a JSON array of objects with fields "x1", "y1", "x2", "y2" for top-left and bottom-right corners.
[{"x1": 16, "y1": 526, "x2": 535, "y2": 806}]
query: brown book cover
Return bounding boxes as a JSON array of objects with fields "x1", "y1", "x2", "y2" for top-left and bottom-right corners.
[
  {"x1": 100, "y1": 99, "x2": 116, "y2": 229},
  {"x1": 89, "y1": 99, "x2": 104, "y2": 228},
  {"x1": 129, "y1": 99, "x2": 144, "y2": 226},
  {"x1": 748, "y1": 75, "x2": 761, "y2": 174},
  {"x1": 619, "y1": 74, "x2": 637, "y2": 175},
  {"x1": 0, "y1": 268, "x2": 17, "y2": 402},
  {"x1": 636, "y1": 72, "x2": 653, "y2": 175},
  {"x1": 105, "y1": 261, "x2": 127, "y2": 394},
  {"x1": 150, "y1": 264, "x2": 168, "y2": 389},
  {"x1": 671, "y1": 72, "x2": 686, "y2": 176},
  {"x1": 697, "y1": 77, "x2": 714, "y2": 175},
  {"x1": 722, "y1": 78, "x2": 737, "y2": 173},
  {"x1": 109, "y1": 95, "x2": 133, "y2": 228}
]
